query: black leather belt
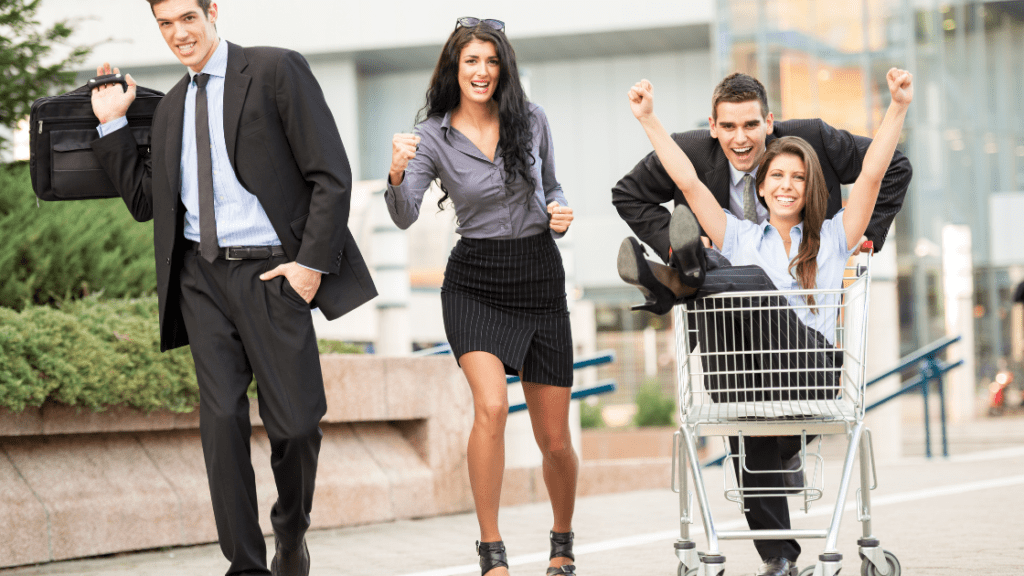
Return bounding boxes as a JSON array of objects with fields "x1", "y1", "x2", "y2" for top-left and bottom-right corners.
[{"x1": 193, "y1": 242, "x2": 285, "y2": 260}]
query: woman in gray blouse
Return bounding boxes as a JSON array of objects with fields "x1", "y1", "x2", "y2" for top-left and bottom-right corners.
[{"x1": 386, "y1": 17, "x2": 578, "y2": 576}]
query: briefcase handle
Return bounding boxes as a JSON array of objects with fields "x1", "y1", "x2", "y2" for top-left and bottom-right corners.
[{"x1": 87, "y1": 73, "x2": 128, "y2": 92}]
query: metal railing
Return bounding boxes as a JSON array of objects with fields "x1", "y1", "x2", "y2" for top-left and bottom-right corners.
[
  {"x1": 410, "y1": 345, "x2": 619, "y2": 413},
  {"x1": 508, "y1": 350, "x2": 618, "y2": 413},
  {"x1": 863, "y1": 335, "x2": 963, "y2": 458}
]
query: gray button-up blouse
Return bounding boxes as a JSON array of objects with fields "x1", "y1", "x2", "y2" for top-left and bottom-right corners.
[{"x1": 385, "y1": 102, "x2": 568, "y2": 239}]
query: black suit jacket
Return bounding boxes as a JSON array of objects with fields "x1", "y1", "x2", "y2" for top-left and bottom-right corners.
[
  {"x1": 612, "y1": 118, "x2": 912, "y2": 262},
  {"x1": 93, "y1": 42, "x2": 376, "y2": 351}
]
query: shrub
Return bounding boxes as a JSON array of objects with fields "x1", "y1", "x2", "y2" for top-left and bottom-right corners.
[
  {"x1": 0, "y1": 162, "x2": 156, "y2": 310},
  {"x1": 579, "y1": 397, "x2": 604, "y2": 429},
  {"x1": 0, "y1": 296, "x2": 362, "y2": 413},
  {"x1": 633, "y1": 380, "x2": 676, "y2": 427},
  {"x1": 0, "y1": 296, "x2": 196, "y2": 412}
]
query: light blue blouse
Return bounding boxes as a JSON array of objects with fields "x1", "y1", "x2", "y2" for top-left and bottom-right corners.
[{"x1": 719, "y1": 210, "x2": 855, "y2": 341}]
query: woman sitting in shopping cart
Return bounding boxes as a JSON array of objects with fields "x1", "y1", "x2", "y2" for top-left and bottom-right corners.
[
  {"x1": 626, "y1": 68, "x2": 913, "y2": 395},
  {"x1": 627, "y1": 69, "x2": 913, "y2": 576}
]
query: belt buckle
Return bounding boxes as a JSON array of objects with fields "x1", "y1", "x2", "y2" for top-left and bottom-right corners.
[{"x1": 223, "y1": 246, "x2": 245, "y2": 261}]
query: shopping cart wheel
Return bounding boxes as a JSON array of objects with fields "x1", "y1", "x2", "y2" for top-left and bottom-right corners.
[
  {"x1": 797, "y1": 567, "x2": 815, "y2": 576},
  {"x1": 677, "y1": 563, "x2": 698, "y2": 576},
  {"x1": 861, "y1": 550, "x2": 900, "y2": 576},
  {"x1": 698, "y1": 554, "x2": 725, "y2": 576}
]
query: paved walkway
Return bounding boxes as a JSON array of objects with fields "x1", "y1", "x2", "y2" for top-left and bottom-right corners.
[{"x1": 4, "y1": 415, "x2": 1023, "y2": 576}]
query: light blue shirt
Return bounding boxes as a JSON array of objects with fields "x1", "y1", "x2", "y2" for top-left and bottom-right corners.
[
  {"x1": 727, "y1": 163, "x2": 769, "y2": 223},
  {"x1": 97, "y1": 39, "x2": 281, "y2": 250},
  {"x1": 719, "y1": 210, "x2": 855, "y2": 342}
]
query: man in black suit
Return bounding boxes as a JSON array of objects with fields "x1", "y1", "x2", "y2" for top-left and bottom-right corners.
[
  {"x1": 89, "y1": 1, "x2": 376, "y2": 574},
  {"x1": 612, "y1": 73, "x2": 911, "y2": 576}
]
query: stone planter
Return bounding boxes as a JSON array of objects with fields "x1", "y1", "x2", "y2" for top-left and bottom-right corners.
[{"x1": 0, "y1": 355, "x2": 474, "y2": 568}]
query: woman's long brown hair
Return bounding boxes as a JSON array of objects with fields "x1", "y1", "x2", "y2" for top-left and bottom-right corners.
[{"x1": 755, "y1": 136, "x2": 829, "y2": 310}]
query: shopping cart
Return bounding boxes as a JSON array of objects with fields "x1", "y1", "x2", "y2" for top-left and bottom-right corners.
[{"x1": 669, "y1": 246, "x2": 900, "y2": 576}]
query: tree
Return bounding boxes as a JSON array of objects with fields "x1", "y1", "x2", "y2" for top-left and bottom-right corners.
[{"x1": 0, "y1": 0, "x2": 90, "y2": 154}]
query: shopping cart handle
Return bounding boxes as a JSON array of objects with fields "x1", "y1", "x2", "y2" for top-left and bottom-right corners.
[{"x1": 861, "y1": 240, "x2": 873, "y2": 252}]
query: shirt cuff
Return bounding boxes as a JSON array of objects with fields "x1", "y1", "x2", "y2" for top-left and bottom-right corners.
[
  {"x1": 297, "y1": 263, "x2": 327, "y2": 275},
  {"x1": 96, "y1": 116, "x2": 128, "y2": 137}
]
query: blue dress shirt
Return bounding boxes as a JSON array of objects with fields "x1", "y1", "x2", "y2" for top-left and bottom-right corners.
[
  {"x1": 719, "y1": 210, "x2": 855, "y2": 341},
  {"x1": 727, "y1": 163, "x2": 769, "y2": 224}
]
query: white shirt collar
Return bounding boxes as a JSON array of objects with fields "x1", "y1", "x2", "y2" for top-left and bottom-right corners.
[
  {"x1": 728, "y1": 161, "x2": 758, "y2": 187},
  {"x1": 761, "y1": 219, "x2": 804, "y2": 237},
  {"x1": 187, "y1": 38, "x2": 227, "y2": 81}
]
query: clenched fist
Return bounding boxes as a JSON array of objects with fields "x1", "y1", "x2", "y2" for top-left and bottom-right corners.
[
  {"x1": 547, "y1": 201, "x2": 573, "y2": 233},
  {"x1": 389, "y1": 133, "x2": 420, "y2": 186},
  {"x1": 627, "y1": 79, "x2": 655, "y2": 121},
  {"x1": 886, "y1": 68, "x2": 913, "y2": 107}
]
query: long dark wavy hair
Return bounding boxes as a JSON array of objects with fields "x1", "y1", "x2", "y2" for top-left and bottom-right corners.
[
  {"x1": 417, "y1": 22, "x2": 536, "y2": 210},
  {"x1": 756, "y1": 136, "x2": 829, "y2": 311}
]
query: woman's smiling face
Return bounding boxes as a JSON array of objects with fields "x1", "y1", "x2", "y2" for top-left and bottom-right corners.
[
  {"x1": 457, "y1": 39, "x2": 500, "y2": 106},
  {"x1": 759, "y1": 153, "x2": 807, "y2": 221}
]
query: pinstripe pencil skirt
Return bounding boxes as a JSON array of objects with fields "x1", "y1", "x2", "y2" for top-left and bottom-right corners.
[{"x1": 441, "y1": 231, "x2": 573, "y2": 388}]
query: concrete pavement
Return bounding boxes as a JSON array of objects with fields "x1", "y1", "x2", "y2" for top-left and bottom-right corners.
[{"x1": 3, "y1": 414, "x2": 1022, "y2": 576}]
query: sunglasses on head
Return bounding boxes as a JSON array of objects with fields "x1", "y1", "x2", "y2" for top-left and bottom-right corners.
[{"x1": 456, "y1": 17, "x2": 505, "y2": 33}]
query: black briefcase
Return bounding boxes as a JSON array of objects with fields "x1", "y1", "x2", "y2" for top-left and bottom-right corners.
[{"x1": 29, "y1": 74, "x2": 164, "y2": 201}]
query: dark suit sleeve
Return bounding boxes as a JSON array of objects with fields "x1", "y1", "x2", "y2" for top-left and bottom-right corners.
[
  {"x1": 274, "y1": 50, "x2": 351, "y2": 274},
  {"x1": 611, "y1": 133, "x2": 691, "y2": 263},
  {"x1": 817, "y1": 119, "x2": 911, "y2": 253},
  {"x1": 91, "y1": 126, "x2": 155, "y2": 222}
]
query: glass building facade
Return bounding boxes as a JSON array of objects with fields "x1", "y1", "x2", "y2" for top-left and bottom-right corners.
[{"x1": 714, "y1": 0, "x2": 1024, "y2": 385}]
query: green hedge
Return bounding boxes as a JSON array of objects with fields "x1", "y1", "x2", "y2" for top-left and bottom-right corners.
[
  {"x1": 0, "y1": 296, "x2": 363, "y2": 413},
  {"x1": 0, "y1": 296, "x2": 196, "y2": 412},
  {"x1": 633, "y1": 380, "x2": 676, "y2": 427},
  {"x1": 0, "y1": 162, "x2": 156, "y2": 310}
]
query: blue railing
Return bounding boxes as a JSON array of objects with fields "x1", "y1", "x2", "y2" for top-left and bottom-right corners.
[
  {"x1": 864, "y1": 335, "x2": 963, "y2": 458},
  {"x1": 412, "y1": 343, "x2": 453, "y2": 356},
  {"x1": 700, "y1": 335, "x2": 964, "y2": 466},
  {"x1": 508, "y1": 380, "x2": 618, "y2": 414},
  {"x1": 411, "y1": 345, "x2": 620, "y2": 413},
  {"x1": 508, "y1": 350, "x2": 618, "y2": 413}
]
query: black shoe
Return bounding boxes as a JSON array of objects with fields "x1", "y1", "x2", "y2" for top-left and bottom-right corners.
[
  {"x1": 618, "y1": 237, "x2": 678, "y2": 315},
  {"x1": 669, "y1": 205, "x2": 707, "y2": 289},
  {"x1": 477, "y1": 540, "x2": 508, "y2": 576},
  {"x1": 270, "y1": 536, "x2": 309, "y2": 576},
  {"x1": 546, "y1": 530, "x2": 576, "y2": 575},
  {"x1": 756, "y1": 557, "x2": 797, "y2": 576}
]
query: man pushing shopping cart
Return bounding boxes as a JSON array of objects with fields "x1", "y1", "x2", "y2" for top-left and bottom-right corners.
[{"x1": 618, "y1": 67, "x2": 913, "y2": 576}]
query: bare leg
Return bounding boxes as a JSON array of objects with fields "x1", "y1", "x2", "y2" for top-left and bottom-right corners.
[
  {"x1": 460, "y1": 352, "x2": 511, "y2": 576},
  {"x1": 523, "y1": 381, "x2": 579, "y2": 570}
]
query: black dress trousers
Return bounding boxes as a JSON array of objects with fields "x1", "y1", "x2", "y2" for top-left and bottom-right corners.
[{"x1": 178, "y1": 249, "x2": 326, "y2": 576}]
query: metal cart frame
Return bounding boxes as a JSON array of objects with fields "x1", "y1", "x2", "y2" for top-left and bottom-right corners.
[{"x1": 669, "y1": 252, "x2": 900, "y2": 576}]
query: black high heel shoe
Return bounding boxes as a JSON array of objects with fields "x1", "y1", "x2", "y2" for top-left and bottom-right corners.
[
  {"x1": 669, "y1": 204, "x2": 707, "y2": 289},
  {"x1": 617, "y1": 237, "x2": 677, "y2": 315},
  {"x1": 546, "y1": 531, "x2": 576, "y2": 575},
  {"x1": 477, "y1": 541, "x2": 508, "y2": 576}
]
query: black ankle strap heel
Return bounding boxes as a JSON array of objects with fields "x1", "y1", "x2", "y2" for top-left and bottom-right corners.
[
  {"x1": 546, "y1": 531, "x2": 576, "y2": 575},
  {"x1": 476, "y1": 540, "x2": 508, "y2": 575}
]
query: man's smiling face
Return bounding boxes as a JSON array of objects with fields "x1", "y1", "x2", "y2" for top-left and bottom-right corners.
[
  {"x1": 153, "y1": 0, "x2": 220, "y2": 73},
  {"x1": 709, "y1": 100, "x2": 774, "y2": 173}
]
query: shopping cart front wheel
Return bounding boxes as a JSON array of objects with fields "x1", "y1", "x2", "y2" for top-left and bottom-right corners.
[{"x1": 860, "y1": 550, "x2": 900, "y2": 576}]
